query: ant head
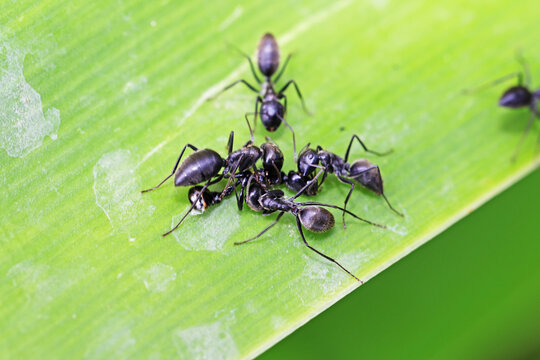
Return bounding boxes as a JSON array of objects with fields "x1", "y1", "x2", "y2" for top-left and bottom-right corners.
[
  {"x1": 349, "y1": 159, "x2": 383, "y2": 195},
  {"x1": 225, "y1": 146, "x2": 262, "y2": 175},
  {"x1": 298, "y1": 148, "x2": 319, "y2": 177},
  {"x1": 260, "y1": 100, "x2": 284, "y2": 132},
  {"x1": 299, "y1": 206, "x2": 335, "y2": 233},
  {"x1": 257, "y1": 33, "x2": 280, "y2": 77},
  {"x1": 317, "y1": 150, "x2": 333, "y2": 167},
  {"x1": 188, "y1": 186, "x2": 211, "y2": 212},
  {"x1": 246, "y1": 181, "x2": 264, "y2": 212},
  {"x1": 260, "y1": 142, "x2": 284, "y2": 173},
  {"x1": 499, "y1": 86, "x2": 532, "y2": 108}
]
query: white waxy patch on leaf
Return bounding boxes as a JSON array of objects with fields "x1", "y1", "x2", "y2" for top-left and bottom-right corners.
[
  {"x1": 6, "y1": 260, "x2": 85, "y2": 331},
  {"x1": 0, "y1": 41, "x2": 60, "y2": 157},
  {"x1": 171, "y1": 198, "x2": 240, "y2": 251},
  {"x1": 93, "y1": 149, "x2": 155, "y2": 238},
  {"x1": 133, "y1": 263, "x2": 177, "y2": 292},
  {"x1": 84, "y1": 316, "x2": 136, "y2": 360},
  {"x1": 172, "y1": 321, "x2": 238, "y2": 360}
]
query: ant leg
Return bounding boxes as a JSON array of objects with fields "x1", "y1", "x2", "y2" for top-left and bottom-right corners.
[
  {"x1": 289, "y1": 169, "x2": 326, "y2": 200},
  {"x1": 265, "y1": 135, "x2": 277, "y2": 144},
  {"x1": 298, "y1": 201, "x2": 386, "y2": 229},
  {"x1": 278, "y1": 80, "x2": 311, "y2": 115},
  {"x1": 368, "y1": 166, "x2": 404, "y2": 217},
  {"x1": 336, "y1": 175, "x2": 355, "y2": 229},
  {"x1": 511, "y1": 111, "x2": 536, "y2": 162},
  {"x1": 219, "y1": 155, "x2": 245, "y2": 200},
  {"x1": 226, "y1": 43, "x2": 262, "y2": 83},
  {"x1": 209, "y1": 79, "x2": 259, "y2": 101},
  {"x1": 162, "y1": 174, "x2": 224, "y2": 237},
  {"x1": 141, "y1": 144, "x2": 198, "y2": 193},
  {"x1": 234, "y1": 212, "x2": 285, "y2": 245},
  {"x1": 298, "y1": 142, "x2": 311, "y2": 157},
  {"x1": 317, "y1": 167, "x2": 329, "y2": 189},
  {"x1": 515, "y1": 51, "x2": 531, "y2": 88},
  {"x1": 277, "y1": 113, "x2": 297, "y2": 162},
  {"x1": 382, "y1": 193, "x2": 404, "y2": 217},
  {"x1": 234, "y1": 180, "x2": 245, "y2": 211},
  {"x1": 273, "y1": 53, "x2": 292, "y2": 83},
  {"x1": 462, "y1": 72, "x2": 523, "y2": 94},
  {"x1": 227, "y1": 131, "x2": 234, "y2": 154},
  {"x1": 244, "y1": 113, "x2": 255, "y2": 142},
  {"x1": 344, "y1": 134, "x2": 393, "y2": 162},
  {"x1": 535, "y1": 127, "x2": 540, "y2": 157},
  {"x1": 241, "y1": 51, "x2": 261, "y2": 83},
  {"x1": 253, "y1": 96, "x2": 262, "y2": 132},
  {"x1": 271, "y1": 162, "x2": 283, "y2": 184},
  {"x1": 295, "y1": 217, "x2": 361, "y2": 282}
]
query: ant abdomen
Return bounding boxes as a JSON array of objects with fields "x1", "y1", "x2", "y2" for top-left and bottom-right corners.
[
  {"x1": 349, "y1": 159, "x2": 383, "y2": 195},
  {"x1": 499, "y1": 86, "x2": 532, "y2": 108},
  {"x1": 258, "y1": 33, "x2": 280, "y2": 77},
  {"x1": 174, "y1": 149, "x2": 224, "y2": 186},
  {"x1": 299, "y1": 206, "x2": 335, "y2": 233}
]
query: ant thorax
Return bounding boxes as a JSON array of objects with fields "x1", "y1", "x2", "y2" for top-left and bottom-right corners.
[
  {"x1": 319, "y1": 151, "x2": 345, "y2": 174},
  {"x1": 260, "y1": 80, "x2": 275, "y2": 98}
]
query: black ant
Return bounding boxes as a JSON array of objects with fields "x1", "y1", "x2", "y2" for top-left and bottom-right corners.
[
  {"x1": 232, "y1": 175, "x2": 386, "y2": 282},
  {"x1": 189, "y1": 170, "x2": 385, "y2": 281},
  {"x1": 188, "y1": 138, "x2": 285, "y2": 214},
  {"x1": 141, "y1": 132, "x2": 285, "y2": 236},
  {"x1": 465, "y1": 55, "x2": 540, "y2": 160},
  {"x1": 289, "y1": 135, "x2": 403, "y2": 227},
  {"x1": 210, "y1": 33, "x2": 310, "y2": 159}
]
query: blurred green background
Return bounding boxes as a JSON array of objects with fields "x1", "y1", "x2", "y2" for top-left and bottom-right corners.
[{"x1": 262, "y1": 168, "x2": 540, "y2": 359}]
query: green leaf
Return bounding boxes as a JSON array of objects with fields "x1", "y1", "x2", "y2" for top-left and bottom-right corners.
[{"x1": 1, "y1": 1, "x2": 539, "y2": 359}]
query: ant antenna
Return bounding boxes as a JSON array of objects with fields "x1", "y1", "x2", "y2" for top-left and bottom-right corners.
[
  {"x1": 462, "y1": 72, "x2": 523, "y2": 95},
  {"x1": 277, "y1": 113, "x2": 297, "y2": 162},
  {"x1": 515, "y1": 51, "x2": 531, "y2": 88},
  {"x1": 244, "y1": 113, "x2": 255, "y2": 142}
]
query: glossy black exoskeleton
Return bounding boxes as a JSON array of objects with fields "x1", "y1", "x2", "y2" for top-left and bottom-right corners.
[
  {"x1": 141, "y1": 131, "x2": 277, "y2": 236},
  {"x1": 187, "y1": 138, "x2": 285, "y2": 213},
  {"x1": 233, "y1": 180, "x2": 386, "y2": 282},
  {"x1": 289, "y1": 135, "x2": 403, "y2": 227},
  {"x1": 465, "y1": 56, "x2": 540, "y2": 160},
  {"x1": 210, "y1": 33, "x2": 310, "y2": 159},
  {"x1": 188, "y1": 185, "x2": 235, "y2": 212}
]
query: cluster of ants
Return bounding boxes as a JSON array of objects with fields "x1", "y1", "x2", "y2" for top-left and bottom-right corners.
[{"x1": 142, "y1": 34, "x2": 537, "y2": 282}]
